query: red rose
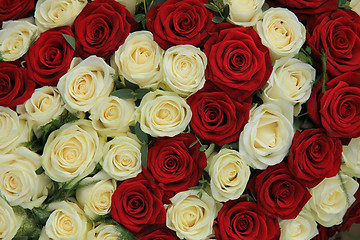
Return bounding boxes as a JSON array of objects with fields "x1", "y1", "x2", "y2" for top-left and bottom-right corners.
[
  {"x1": 266, "y1": 0, "x2": 337, "y2": 21},
  {"x1": 214, "y1": 198, "x2": 280, "y2": 240},
  {"x1": 0, "y1": 0, "x2": 35, "y2": 26},
  {"x1": 72, "y1": 0, "x2": 138, "y2": 60},
  {"x1": 307, "y1": 72, "x2": 360, "y2": 139},
  {"x1": 146, "y1": 0, "x2": 214, "y2": 49},
  {"x1": 288, "y1": 129, "x2": 342, "y2": 188},
  {"x1": 0, "y1": 62, "x2": 35, "y2": 108},
  {"x1": 145, "y1": 133, "x2": 207, "y2": 203},
  {"x1": 138, "y1": 227, "x2": 179, "y2": 240},
  {"x1": 187, "y1": 82, "x2": 251, "y2": 146},
  {"x1": 111, "y1": 173, "x2": 166, "y2": 235},
  {"x1": 204, "y1": 23, "x2": 272, "y2": 101},
  {"x1": 26, "y1": 26, "x2": 75, "y2": 86},
  {"x1": 307, "y1": 9, "x2": 360, "y2": 77},
  {"x1": 249, "y1": 162, "x2": 311, "y2": 219}
]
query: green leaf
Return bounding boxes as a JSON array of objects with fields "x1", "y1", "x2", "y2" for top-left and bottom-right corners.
[
  {"x1": 135, "y1": 122, "x2": 148, "y2": 143},
  {"x1": 198, "y1": 191, "x2": 203, "y2": 198},
  {"x1": 124, "y1": 78, "x2": 139, "y2": 91},
  {"x1": 35, "y1": 167, "x2": 44, "y2": 175},
  {"x1": 204, "y1": 3, "x2": 219, "y2": 12},
  {"x1": 189, "y1": 140, "x2": 198, "y2": 148},
  {"x1": 222, "y1": 4, "x2": 230, "y2": 19},
  {"x1": 149, "y1": 0, "x2": 166, "y2": 9},
  {"x1": 13, "y1": 237, "x2": 28, "y2": 240},
  {"x1": 212, "y1": 16, "x2": 224, "y2": 23},
  {"x1": 200, "y1": 145, "x2": 208, "y2": 151},
  {"x1": 134, "y1": 13, "x2": 146, "y2": 23},
  {"x1": 112, "y1": 89, "x2": 135, "y2": 99},
  {"x1": 134, "y1": 88, "x2": 151, "y2": 99},
  {"x1": 321, "y1": 48, "x2": 329, "y2": 94},
  {"x1": 129, "y1": 125, "x2": 136, "y2": 134},
  {"x1": 189, "y1": 186, "x2": 201, "y2": 190},
  {"x1": 62, "y1": 34, "x2": 76, "y2": 51},
  {"x1": 141, "y1": 144, "x2": 148, "y2": 169}
]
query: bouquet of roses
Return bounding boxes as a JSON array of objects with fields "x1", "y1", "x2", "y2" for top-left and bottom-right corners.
[{"x1": 1, "y1": 0, "x2": 360, "y2": 239}]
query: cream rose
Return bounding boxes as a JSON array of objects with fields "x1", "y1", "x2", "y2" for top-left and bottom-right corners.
[
  {"x1": 58, "y1": 56, "x2": 115, "y2": 112},
  {"x1": 0, "y1": 147, "x2": 51, "y2": 209},
  {"x1": 42, "y1": 119, "x2": 105, "y2": 183},
  {"x1": 101, "y1": 135, "x2": 141, "y2": 181},
  {"x1": 224, "y1": 0, "x2": 265, "y2": 27},
  {"x1": 87, "y1": 223, "x2": 121, "y2": 240},
  {"x1": 0, "y1": 107, "x2": 31, "y2": 154},
  {"x1": 111, "y1": 31, "x2": 164, "y2": 89},
  {"x1": 0, "y1": 196, "x2": 23, "y2": 240},
  {"x1": 239, "y1": 102, "x2": 294, "y2": 169},
  {"x1": 307, "y1": 173, "x2": 359, "y2": 227},
  {"x1": 280, "y1": 210, "x2": 319, "y2": 240},
  {"x1": 161, "y1": 45, "x2": 207, "y2": 98},
  {"x1": 89, "y1": 96, "x2": 135, "y2": 136},
  {"x1": 35, "y1": 0, "x2": 87, "y2": 32},
  {"x1": 0, "y1": 19, "x2": 38, "y2": 61},
  {"x1": 43, "y1": 201, "x2": 91, "y2": 240},
  {"x1": 208, "y1": 149, "x2": 250, "y2": 202},
  {"x1": 351, "y1": 0, "x2": 360, "y2": 16},
  {"x1": 166, "y1": 190, "x2": 218, "y2": 240},
  {"x1": 342, "y1": 137, "x2": 360, "y2": 177},
  {"x1": 17, "y1": 86, "x2": 65, "y2": 129},
  {"x1": 260, "y1": 57, "x2": 316, "y2": 115},
  {"x1": 135, "y1": 90, "x2": 192, "y2": 137},
  {"x1": 256, "y1": 7, "x2": 306, "y2": 60}
]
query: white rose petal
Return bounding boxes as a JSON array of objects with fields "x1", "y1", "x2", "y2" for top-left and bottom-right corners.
[
  {"x1": 161, "y1": 45, "x2": 207, "y2": 98},
  {"x1": 280, "y1": 210, "x2": 319, "y2": 240},
  {"x1": 0, "y1": 197, "x2": 23, "y2": 240},
  {"x1": 58, "y1": 56, "x2": 115, "y2": 112},
  {"x1": 239, "y1": 102, "x2": 294, "y2": 169},
  {"x1": 256, "y1": 7, "x2": 306, "y2": 61},
  {"x1": 111, "y1": 31, "x2": 164, "y2": 89},
  {"x1": 208, "y1": 149, "x2": 250, "y2": 202},
  {"x1": 135, "y1": 90, "x2": 192, "y2": 137},
  {"x1": 307, "y1": 173, "x2": 359, "y2": 227},
  {"x1": 87, "y1": 223, "x2": 121, "y2": 240},
  {"x1": 225, "y1": 0, "x2": 265, "y2": 27},
  {"x1": 351, "y1": 0, "x2": 360, "y2": 16},
  {"x1": 342, "y1": 137, "x2": 360, "y2": 177},
  {"x1": 166, "y1": 190, "x2": 218, "y2": 240}
]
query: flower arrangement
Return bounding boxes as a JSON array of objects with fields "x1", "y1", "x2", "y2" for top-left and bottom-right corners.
[{"x1": 1, "y1": 0, "x2": 360, "y2": 239}]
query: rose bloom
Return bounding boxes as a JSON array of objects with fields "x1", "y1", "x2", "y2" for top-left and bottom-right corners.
[
  {"x1": 256, "y1": 7, "x2": 306, "y2": 61},
  {"x1": 0, "y1": 19, "x2": 38, "y2": 61},
  {"x1": 17, "y1": 86, "x2": 65, "y2": 129},
  {"x1": 35, "y1": 0, "x2": 86, "y2": 32},
  {"x1": 204, "y1": 23, "x2": 272, "y2": 101},
  {"x1": 0, "y1": 62, "x2": 35, "y2": 108},
  {"x1": 111, "y1": 31, "x2": 164, "y2": 89},
  {"x1": 57, "y1": 56, "x2": 115, "y2": 112},
  {"x1": 342, "y1": 137, "x2": 360, "y2": 177},
  {"x1": 214, "y1": 198, "x2": 280, "y2": 240},
  {"x1": 76, "y1": 171, "x2": 116, "y2": 219},
  {"x1": 307, "y1": 72, "x2": 360, "y2": 139},
  {"x1": 87, "y1": 223, "x2": 121, "y2": 240},
  {"x1": 0, "y1": 147, "x2": 51, "y2": 209},
  {"x1": 89, "y1": 96, "x2": 135, "y2": 136},
  {"x1": 225, "y1": 0, "x2": 265, "y2": 27},
  {"x1": 161, "y1": 44, "x2": 207, "y2": 98},
  {"x1": 42, "y1": 119, "x2": 105, "y2": 183},
  {"x1": 26, "y1": 26, "x2": 75, "y2": 86},
  {"x1": 307, "y1": 173, "x2": 359, "y2": 227},
  {"x1": 0, "y1": 0, "x2": 35, "y2": 26},
  {"x1": 138, "y1": 227, "x2": 179, "y2": 240},
  {"x1": 0, "y1": 196, "x2": 23, "y2": 240},
  {"x1": 208, "y1": 149, "x2": 250, "y2": 202},
  {"x1": 307, "y1": 9, "x2": 360, "y2": 77},
  {"x1": 239, "y1": 102, "x2": 294, "y2": 169},
  {"x1": 135, "y1": 90, "x2": 192, "y2": 137},
  {"x1": 72, "y1": 0, "x2": 138, "y2": 60},
  {"x1": 260, "y1": 57, "x2": 315, "y2": 115},
  {"x1": 166, "y1": 190, "x2": 218, "y2": 240},
  {"x1": 0, "y1": 107, "x2": 31, "y2": 154}
]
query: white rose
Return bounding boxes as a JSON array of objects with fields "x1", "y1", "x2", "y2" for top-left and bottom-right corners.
[
  {"x1": 89, "y1": 96, "x2": 135, "y2": 136},
  {"x1": 87, "y1": 223, "x2": 121, "y2": 240},
  {"x1": 0, "y1": 107, "x2": 31, "y2": 154},
  {"x1": 17, "y1": 86, "x2": 65, "y2": 129},
  {"x1": 42, "y1": 119, "x2": 105, "y2": 183},
  {"x1": 342, "y1": 137, "x2": 360, "y2": 177},
  {"x1": 44, "y1": 201, "x2": 91, "y2": 240},
  {"x1": 58, "y1": 56, "x2": 115, "y2": 112},
  {"x1": 224, "y1": 0, "x2": 265, "y2": 27},
  {"x1": 135, "y1": 90, "x2": 192, "y2": 137},
  {"x1": 0, "y1": 19, "x2": 38, "y2": 61},
  {"x1": 35, "y1": 0, "x2": 86, "y2": 32},
  {"x1": 101, "y1": 135, "x2": 141, "y2": 181},
  {"x1": 239, "y1": 102, "x2": 294, "y2": 169},
  {"x1": 260, "y1": 57, "x2": 316, "y2": 115},
  {"x1": 255, "y1": 7, "x2": 306, "y2": 61},
  {"x1": 280, "y1": 210, "x2": 319, "y2": 240},
  {"x1": 0, "y1": 197, "x2": 23, "y2": 240},
  {"x1": 208, "y1": 149, "x2": 250, "y2": 202},
  {"x1": 307, "y1": 173, "x2": 359, "y2": 227},
  {"x1": 161, "y1": 45, "x2": 207, "y2": 98},
  {"x1": 111, "y1": 31, "x2": 164, "y2": 89},
  {"x1": 351, "y1": 0, "x2": 360, "y2": 16},
  {"x1": 166, "y1": 190, "x2": 218, "y2": 240},
  {"x1": 0, "y1": 147, "x2": 51, "y2": 209}
]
